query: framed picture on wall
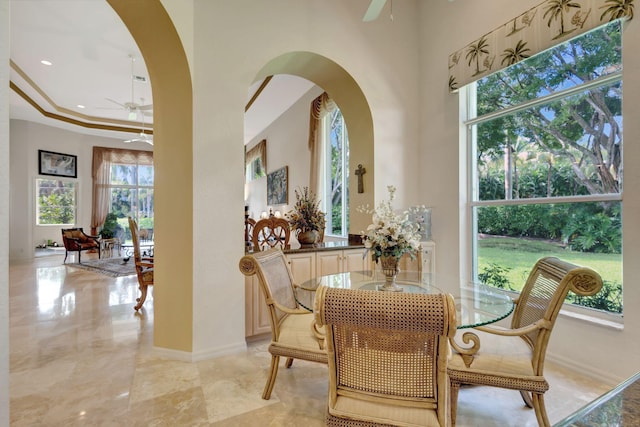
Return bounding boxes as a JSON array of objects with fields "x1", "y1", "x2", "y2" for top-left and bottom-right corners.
[
  {"x1": 38, "y1": 150, "x2": 77, "y2": 178},
  {"x1": 267, "y1": 166, "x2": 288, "y2": 205}
]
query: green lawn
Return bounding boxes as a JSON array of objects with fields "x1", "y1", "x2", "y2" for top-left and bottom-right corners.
[{"x1": 478, "y1": 236, "x2": 622, "y2": 291}]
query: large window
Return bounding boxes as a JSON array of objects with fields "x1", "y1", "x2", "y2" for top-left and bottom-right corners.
[
  {"x1": 36, "y1": 178, "x2": 76, "y2": 225},
  {"x1": 466, "y1": 21, "x2": 622, "y2": 315},
  {"x1": 109, "y1": 163, "x2": 154, "y2": 232},
  {"x1": 323, "y1": 108, "x2": 349, "y2": 237}
]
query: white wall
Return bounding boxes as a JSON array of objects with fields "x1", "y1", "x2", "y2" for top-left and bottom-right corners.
[
  {"x1": 417, "y1": 0, "x2": 640, "y2": 384},
  {"x1": 9, "y1": 120, "x2": 152, "y2": 260}
]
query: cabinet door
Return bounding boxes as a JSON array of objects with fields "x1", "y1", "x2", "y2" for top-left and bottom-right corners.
[
  {"x1": 316, "y1": 250, "x2": 344, "y2": 276},
  {"x1": 286, "y1": 252, "x2": 315, "y2": 285},
  {"x1": 245, "y1": 275, "x2": 271, "y2": 338},
  {"x1": 420, "y1": 241, "x2": 435, "y2": 276},
  {"x1": 343, "y1": 248, "x2": 370, "y2": 273}
]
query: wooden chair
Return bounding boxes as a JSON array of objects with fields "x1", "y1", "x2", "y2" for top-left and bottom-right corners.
[
  {"x1": 128, "y1": 217, "x2": 154, "y2": 311},
  {"x1": 61, "y1": 227, "x2": 100, "y2": 264},
  {"x1": 251, "y1": 217, "x2": 291, "y2": 250},
  {"x1": 245, "y1": 217, "x2": 256, "y2": 249},
  {"x1": 314, "y1": 286, "x2": 457, "y2": 426},
  {"x1": 239, "y1": 247, "x2": 327, "y2": 399},
  {"x1": 448, "y1": 257, "x2": 603, "y2": 427}
]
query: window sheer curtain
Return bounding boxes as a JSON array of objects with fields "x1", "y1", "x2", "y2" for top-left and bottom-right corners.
[
  {"x1": 308, "y1": 92, "x2": 336, "y2": 197},
  {"x1": 91, "y1": 147, "x2": 153, "y2": 234}
]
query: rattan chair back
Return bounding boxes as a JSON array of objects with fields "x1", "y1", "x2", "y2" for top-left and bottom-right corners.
[{"x1": 315, "y1": 286, "x2": 457, "y2": 427}]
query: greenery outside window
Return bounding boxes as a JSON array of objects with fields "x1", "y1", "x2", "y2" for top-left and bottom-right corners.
[
  {"x1": 109, "y1": 163, "x2": 154, "y2": 236},
  {"x1": 323, "y1": 108, "x2": 349, "y2": 237},
  {"x1": 36, "y1": 178, "x2": 77, "y2": 225},
  {"x1": 466, "y1": 21, "x2": 623, "y2": 315}
]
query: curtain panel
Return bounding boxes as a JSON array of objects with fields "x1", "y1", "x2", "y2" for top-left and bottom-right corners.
[
  {"x1": 448, "y1": 0, "x2": 634, "y2": 92},
  {"x1": 245, "y1": 139, "x2": 267, "y2": 170},
  {"x1": 308, "y1": 92, "x2": 337, "y2": 196},
  {"x1": 91, "y1": 147, "x2": 153, "y2": 233}
]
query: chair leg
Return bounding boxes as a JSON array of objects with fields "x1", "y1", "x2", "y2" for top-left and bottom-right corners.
[
  {"x1": 78, "y1": 250, "x2": 81, "y2": 264},
  {"x1": 532, "y1": 393, "x2": 551, "y2": 427},
  {"x1": 64, "y1": 251, "x2": 68, "y2": 263},
  {"x1": 134, "y1": 284, "x2": 148, "y2": 311},
  {"x1": 285, "y1": 357, "x2": 293, "y2": 368},
  {"x1": 262, "y1": 355, "x2": 280, "y2": 400},
  {"x1": 450, "y1": 380, "x2": 460, "y2": 427},
  {"x1": 520, "y1": 390, "x2": 534, "y2": 408}
]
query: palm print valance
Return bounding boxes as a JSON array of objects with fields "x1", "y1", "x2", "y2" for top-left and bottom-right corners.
[{"x1": 448, "y1": 0, "x2": 634, "y2": 92}]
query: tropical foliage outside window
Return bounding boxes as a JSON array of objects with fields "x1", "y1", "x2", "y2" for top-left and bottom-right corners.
[
  {"x1": 109, "y1": 163, "x2": 154, "y2": 236},
  {"x1": 467, "y1": 21, "x2": 623, "y2": 314},
  {"x1": 323, "y1": 108, "x2": 349, "y2": 237},
  {"x1": 36, "y1": 179, "x2": 76, "y2": 225}
]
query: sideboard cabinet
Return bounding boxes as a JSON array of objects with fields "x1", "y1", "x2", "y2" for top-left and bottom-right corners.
[{"x1": 244, "y1": 241, "x2": 435, "y2": 338}]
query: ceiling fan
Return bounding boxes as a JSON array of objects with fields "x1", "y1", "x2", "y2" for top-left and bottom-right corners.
[
  {"x1": 363, "y1": 0, "x2": 454, "y2": 22},
  {"x1": 102, "y1": 54, "x2": 153, "y2": 120},
  {"x1": 124, "y1": 103, "x2": 153, "y2": 145},
  {"x1": 363, "y1": 0, "x2": 390, "y2": 22}
]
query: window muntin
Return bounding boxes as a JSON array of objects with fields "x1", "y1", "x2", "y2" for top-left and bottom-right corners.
[
  {"x1": 467, "y1": 21, "x2": 623, "y2": 315},
  {"x1": 36, "y1": 179, "x2": 77, "y2": 225}
]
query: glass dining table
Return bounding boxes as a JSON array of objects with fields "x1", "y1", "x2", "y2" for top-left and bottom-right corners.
[{"x1": 295, "y1": 270, "x2": 515, "y2": 330}]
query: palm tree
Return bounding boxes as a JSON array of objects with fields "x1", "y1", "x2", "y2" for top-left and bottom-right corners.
[
  {"x1": 466, "y1": 36, "x2": 490, "y2": 77},
  {"x1": 600, "y1": 0, "x2": 634, "y2": 21},
  {"x1": 501, "y1": 40, "x2": 531, "y2": 66},
  {"x1": 543, "y1": 0, "x2": 581, "y2": 39}
]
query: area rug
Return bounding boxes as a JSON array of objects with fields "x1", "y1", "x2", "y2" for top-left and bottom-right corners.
[{"x1": 67, "y1": 258, "x2": 136, "y2": 277}]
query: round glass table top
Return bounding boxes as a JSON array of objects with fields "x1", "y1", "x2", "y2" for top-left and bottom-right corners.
[{"x1": 296, "y1": 270, "x2": 515, "y2": 329}]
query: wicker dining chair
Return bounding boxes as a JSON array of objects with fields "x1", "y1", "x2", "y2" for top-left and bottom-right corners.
[
  {"x1": 448, "y1": 257, "x2": 603, "y2": 427},
  {"x1": 239, "y1": 247, "x2": 327, "y2": 400},
  {"x1": 314, "y1": 286, "x2": 457, "y2": 427}
]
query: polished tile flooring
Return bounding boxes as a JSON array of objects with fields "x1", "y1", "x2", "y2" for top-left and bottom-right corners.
[{"x1": 10, "y1": 253, "x2": 612, "y2": 426}]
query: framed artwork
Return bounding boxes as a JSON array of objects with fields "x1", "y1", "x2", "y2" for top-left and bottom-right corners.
[
  {"x1": 38, "y1": 150, "x2": 77, "y2": 178},
  {"x1": 267, "y1": 166, "x2": 288, "y2": 205}
]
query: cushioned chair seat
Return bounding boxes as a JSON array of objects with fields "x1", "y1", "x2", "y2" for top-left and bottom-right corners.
[{"x1": 331, "y1": 395, "x2": 440, "y2": 427}]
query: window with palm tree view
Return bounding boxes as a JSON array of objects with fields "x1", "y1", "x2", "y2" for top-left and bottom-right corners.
[{"x1": 467, "y1": 21, "x2": 622, "y2": 315}]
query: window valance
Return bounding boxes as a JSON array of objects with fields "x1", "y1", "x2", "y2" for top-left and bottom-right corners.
[
  {"x1": 448, "y1": 0, "x2": 634, "y2": 92},
  {"x1": 245, "y1": 139, "x2": 267, "y2": 170}
]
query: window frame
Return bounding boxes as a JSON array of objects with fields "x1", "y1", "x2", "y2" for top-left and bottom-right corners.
[
  {"x1": 322, "y1": 107, "x2": 349, "y2": 238},
  {"x1": 35, "y1": 177, "x2": 78, "y2": 226},
  {"x1": 462, "y1": 27, "x2": 623, "y2": 322}
]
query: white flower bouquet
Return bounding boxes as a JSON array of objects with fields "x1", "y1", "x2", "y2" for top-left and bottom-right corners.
[{"x1": 359, "y1": 185, "x2": 422, "y2": 263}]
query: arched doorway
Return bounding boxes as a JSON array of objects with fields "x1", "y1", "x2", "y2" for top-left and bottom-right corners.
[
  {"x1": 108, "y1": 0, "x2": 194, "y2": 353},
  {"x1": 251, "y1": 52, "x2": 375, "y2": 234}
]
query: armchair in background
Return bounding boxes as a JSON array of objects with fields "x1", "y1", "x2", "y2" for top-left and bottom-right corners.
[{"x1": 61, "y1": 227, "x2": 100, "y2": 264}]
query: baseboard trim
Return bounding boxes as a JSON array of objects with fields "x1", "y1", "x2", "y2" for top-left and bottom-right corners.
[
  {"x1": 547, "y1": 351, "x2": 622, "y2": 386},
  {"x1": 152, "y1": 341, "x2": 248, "y2": 362}
]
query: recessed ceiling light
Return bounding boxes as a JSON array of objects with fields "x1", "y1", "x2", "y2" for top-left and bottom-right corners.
[
  {"x1": 40, "y1": 60, "x2": 52, "y2": 66},
  {"x1": 77, "y1": 105, "x2": 85, "y2": 109}
]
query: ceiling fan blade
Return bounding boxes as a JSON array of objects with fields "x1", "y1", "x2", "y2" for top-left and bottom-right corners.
[
  {"x1": 363, "y1": 0, "x2": 386, "y2": 22},
  {"x1": 137, "y1": 103, "x2": 153, "y2": 111},
  {"x1": 105, "y1": 98, "x2": 126, "y2": 108}
]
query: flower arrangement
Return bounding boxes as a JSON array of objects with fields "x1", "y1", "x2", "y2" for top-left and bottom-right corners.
[
  {"x1": 359, "y1": 185, "x2": 422, "y2": 263},
  {"x1": 286, "y1": 187, "x2": 326, "y2": 233}
]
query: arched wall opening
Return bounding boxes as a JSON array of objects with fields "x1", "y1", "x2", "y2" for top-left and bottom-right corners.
[
  {"x1": 108, "y1": 0, "x2": 194, "y2": 352},
  {"x1": 252, "y1": 52, "x2": 375, "y2": 234}
]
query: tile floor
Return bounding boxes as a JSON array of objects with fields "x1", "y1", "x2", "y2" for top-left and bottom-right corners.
[{"x1": 9, "y1": 252, "x2": 612, "y2": 426}]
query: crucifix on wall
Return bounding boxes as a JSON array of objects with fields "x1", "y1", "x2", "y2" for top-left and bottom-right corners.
[{"x1": 355, "y1": 164, "x2": 366, "y2": 193}]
